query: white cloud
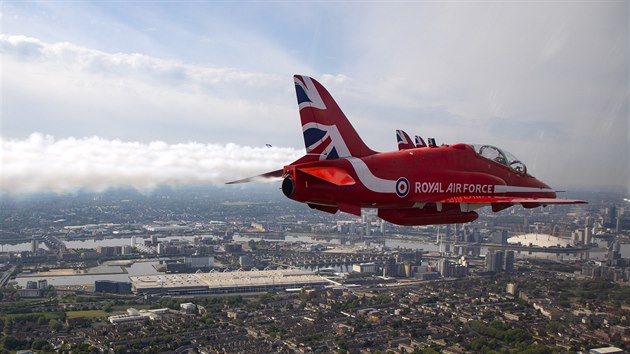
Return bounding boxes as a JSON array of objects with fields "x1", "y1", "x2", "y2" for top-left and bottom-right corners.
[
  {"x1": 0, "y1": 34, "x2": 283, "y2": 95},
  {"x1": 0, "y1": 133, "x2": 302, "y2": 195},
  {"x1": 0, "y1": 34, "x2": 302, "y2": 146}
]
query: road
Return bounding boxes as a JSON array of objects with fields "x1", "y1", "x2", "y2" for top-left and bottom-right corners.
[{"x1": 0, "y1": 266, "x2": 16, "y2": 287}]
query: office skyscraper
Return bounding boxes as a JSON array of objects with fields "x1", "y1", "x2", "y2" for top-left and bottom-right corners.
[
  {"x1": 486, "y1": 250, "x2": 505, "y2": 272},
  {"x1": 504, "y1": 251, "x2": 515, "y2": 272}
]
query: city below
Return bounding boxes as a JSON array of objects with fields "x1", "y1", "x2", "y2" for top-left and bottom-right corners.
[{"x1": 0, "y1": 186, "x2": 628, "y2": 354}]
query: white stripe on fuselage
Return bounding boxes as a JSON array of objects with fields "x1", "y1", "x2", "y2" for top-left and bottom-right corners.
[{"x1": 344, "y1": 157, "x2": 396, "y2": 193}]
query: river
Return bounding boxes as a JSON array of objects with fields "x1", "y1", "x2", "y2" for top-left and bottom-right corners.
[{"x1": 6, "y1": 234, "x2": 629, "y2": 287}]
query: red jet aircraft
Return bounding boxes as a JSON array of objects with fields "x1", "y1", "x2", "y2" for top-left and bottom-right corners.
[{"x1": 229, "y1": 75, "x2": 586, "y2": 226}]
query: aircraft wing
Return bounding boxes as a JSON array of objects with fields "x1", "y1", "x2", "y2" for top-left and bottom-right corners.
[
  {"x1": 433, "y1": 196, "x2": 587, "y2": 205},
  {"x1": 226, "y1": 169, "x2": 284, "y2": 184},
  {"x1": 429, "y1": 195, "x2": 587, "y2": 212}
]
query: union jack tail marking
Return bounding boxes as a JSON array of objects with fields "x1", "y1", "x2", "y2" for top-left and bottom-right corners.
[
  {"x1": 415, "y1": 135, "x2": 427, "y2": 148},
  {"x1": 396, "y1": 130, "x2": 415, "y2": 150},
  {"x1": 294, "y1": 75, "x2": 376, "y2": 159}
]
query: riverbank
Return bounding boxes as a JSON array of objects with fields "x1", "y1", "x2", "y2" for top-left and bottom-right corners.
[{"x1": 18, "y1": 266, "x2": 128, "y2": 278}]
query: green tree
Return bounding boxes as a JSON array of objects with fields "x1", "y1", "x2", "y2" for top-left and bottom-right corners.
[
  {"x1": 32, "y1": 338, "x2": 48, "y2": 350},
  {"x1": 3, "y1": 319, "x2": 13, "y2": 335},
  {"x1": 1, "y1": 335, "x2": 28, "y2": 350},
  {"x1": 48, "y1": 318, "x2": 62, "y2": 332}
]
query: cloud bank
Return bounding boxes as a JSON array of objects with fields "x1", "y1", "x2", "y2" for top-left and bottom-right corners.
[
  {"x1": 0, "y1": 34, "x2": 301, "y2": 146},
  {"x1": 1, "y1": 133, "x2": 303, "y2": 194},
  {"x1": 0, "y1": 34, "x2": 279, "y2": 88}
]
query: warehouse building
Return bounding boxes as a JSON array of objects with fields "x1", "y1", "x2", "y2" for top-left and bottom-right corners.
[
  {"x1": 129, "y1": 269, "x2": 330, "y2": 295},
  {"x1": 108, "y1": 308, "x2": 169, "y2": 324},
  {"x1": 95, "y1": 280, "x2": 132, "y2": 294}
]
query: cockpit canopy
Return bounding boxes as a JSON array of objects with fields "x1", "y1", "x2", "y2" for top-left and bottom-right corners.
[{"x1": 470, "y1": 144, "x2": 527, "y2": 174}]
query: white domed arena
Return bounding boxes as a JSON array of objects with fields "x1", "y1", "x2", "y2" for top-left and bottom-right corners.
[{"x1": 508, "y1": 233, "x2": 573, "y2": 248}]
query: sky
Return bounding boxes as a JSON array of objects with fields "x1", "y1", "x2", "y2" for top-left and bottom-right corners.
[{"x1": 1, "y1": 1, "x2": 628, "y2": 194}]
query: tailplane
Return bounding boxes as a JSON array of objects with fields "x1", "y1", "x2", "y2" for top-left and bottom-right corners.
[{"x1": 294, "y1": 75, "x2": 375, "y2": 160}]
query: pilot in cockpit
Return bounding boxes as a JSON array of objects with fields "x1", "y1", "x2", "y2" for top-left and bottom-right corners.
[{"x1": 470, "y1": 144, "x2": 526, "y2": 174}]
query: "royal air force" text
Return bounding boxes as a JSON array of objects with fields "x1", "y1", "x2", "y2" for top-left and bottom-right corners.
[{"x1": 415, "y1": 182, "x2": 493, "y2": 194}]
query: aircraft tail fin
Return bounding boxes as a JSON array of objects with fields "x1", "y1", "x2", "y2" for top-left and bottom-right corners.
[
  {"x1": 415, "y1": 135, "x2": 427, "y2": 148},
  {"x1": 396, "y1": 130, "x2": 415, "y2": 150},
  {"x1": 294, "y1": 75, "x2": 376, "y2": 160}
]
